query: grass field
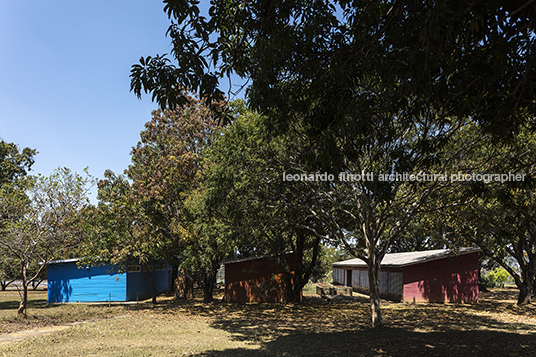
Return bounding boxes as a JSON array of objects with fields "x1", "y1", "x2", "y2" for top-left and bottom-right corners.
[
  {"x1": 0, "y1": 286, "x2": 535, "y2": 356},
  {"x1": 0, "y1": 289, "x2": 133, "y2": 335}
]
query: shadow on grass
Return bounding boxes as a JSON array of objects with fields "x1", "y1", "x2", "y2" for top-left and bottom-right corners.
[
  {"x1": 171, "y1": 291, "x2": 535, "y2": 357},
  {"x1": 0, "y1": 300, "x2": 20, "y2": 311},
  {"x1": 2, "y1": 287, "x2": 534, "y2": 357},
  {"x1": 0, "y1": 290, "x2": 47, "y2": 311},
  {"x1": 191, "y1": 328, "x2": 536, "y2": 357}
]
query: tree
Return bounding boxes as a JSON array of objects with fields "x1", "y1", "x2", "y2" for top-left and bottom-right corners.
[
  {"x1": 205, "y1": 101, "x2": 331, "y2": 303},
  {"x1": 0, "y1": 250, "x2": 18, "y2": 291},
  {"x1": 437, "y1": 127, "x2": 536, "y2": 305},
  {"x1": 317, "y1": 245, "x2": 354, "y2": 283},
  {"x1": 81, "y1": 170, "x2": 161, "y2": 304},
  {"x1": 404, "y1": 123, "x2": 536, "y2": 305},
  {"x1": 304, "y1": 111, "x2": 477, "y2": 327},
  {"x1": 482, "y1": 268, "x2": 511, "y2": 288},
  {"x1": 388, "y1": 214, "x2": 448, "y2": 253},
  {"x1": 0, "y1": 141, "x2": 37, "y2": 291},
  {"x1": 126, "y1": 91, "x2": 225, "y2": 298},
  {"x1": 208, "y1": 100, "x2": 473, "y2": 327},
  {"x1": 131, "y1": 1, "x2": 536, "y2": 136},
  {"x1": 0, "y1": 140, "x2": 36, "y2": 187},
  {"x1": 455, "y1": 191, "x2": 536, "y2": 305},
  {"x1": 181, "y1": 185, "x2": 236, "y2": 302},
  {"x1": 0, "y1": 167, "x2": 94, "y2": 317}
]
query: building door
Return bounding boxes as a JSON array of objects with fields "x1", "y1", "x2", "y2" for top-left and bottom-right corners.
[{"x1": 346, "y1": 270, "x2": 352, "y2": 287}]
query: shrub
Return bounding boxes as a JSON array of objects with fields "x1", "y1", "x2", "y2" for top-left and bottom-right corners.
[{"x1": 481, "y1": 268, "x2": 510, "y2": 288}]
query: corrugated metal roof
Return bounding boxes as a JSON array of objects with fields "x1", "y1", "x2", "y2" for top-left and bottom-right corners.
[
  {"x1": 332, "y1": 247, "x2": 480, "y2": 268},
  {"x1": 222, "y1": 256, "x2": 265, "y2": 265},
  {"x1": 222, "y1": 252, "x2": 293, "y2": 265},
  {"x1": 43, "y1": 258, "x2": 80, "y2": 265}
]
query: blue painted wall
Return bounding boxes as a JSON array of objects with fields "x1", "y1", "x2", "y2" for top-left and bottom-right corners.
[
  {"x1": 126, "y1": 266, "x2": 171, "y2": 301},
  {"x1": 47, "y1": 260, "x2": 171, "y2": 303},
  {"x1": 47, "y1": 262, "x2": 126, "y2": 302}
]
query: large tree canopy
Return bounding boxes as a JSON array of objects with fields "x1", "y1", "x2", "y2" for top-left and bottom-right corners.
[
  {"x1": 0, "y1": 141, "x2": 36, "y2": 187},
  {"x1": 205, "y1": 100, "x2": 329, "y2": 303},
  {"x1": 131, "y1": 0, "x2": 536, "y2": 137},
  {"x1": 125, "y1": 92, "x2": 225, "y2": 301}
]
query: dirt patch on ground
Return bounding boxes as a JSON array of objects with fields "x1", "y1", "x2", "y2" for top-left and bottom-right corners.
[{"x1": 0, "y1": 325, "x2": 72, "y2": 346}]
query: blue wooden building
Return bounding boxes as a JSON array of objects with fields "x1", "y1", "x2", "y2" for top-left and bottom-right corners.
[{"x1": 47, "y1": 259, "x2": 172, "y2": 303}]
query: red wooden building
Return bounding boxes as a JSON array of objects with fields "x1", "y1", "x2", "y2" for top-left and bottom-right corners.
[
  {"x1": 332, "y1": 248, "x2": 480, "y2": 303},
  {"x1": 223, "y1": 254, "x2": 298, "y2": 303}
]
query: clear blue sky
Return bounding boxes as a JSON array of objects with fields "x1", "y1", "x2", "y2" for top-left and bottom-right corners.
[{"x1": 0, "y1": 1, "x2": 236, "y2": 202}]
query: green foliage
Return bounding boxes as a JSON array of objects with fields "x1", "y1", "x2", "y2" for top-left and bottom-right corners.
[
  {"x1": 81, "y1": 170, "x2": 154, "y2": 271},
  {"x1": 126, "y1": 93, "x2": 224, "y2": 269},
  {"x1": 482, "y1": 268, "x2": 511, "y2": 289},
  {"x1": 1, "y1": 167, "x2": 94, "y2": 261},
  {"x1": 132, "y1": 1, "x2": 536, "y2": 137},
  {"x1": 0, "y1": 252, "x2": 18, "y2": 290},
  {"x1": 311, "y1": 245, "x2": 353, "y2": 283},
  {"x1": 181, "y1": 184, "x2": 237, "y2": 302},
  {"x1": 0, "y1": 141, "x2": 37, "y2": 290},
  {"x1": 429, "y1": 125, "x2": 536, "y2": 305},
  {"x1": 0, "y1": 141, "x2": 36, "y2": 188},
  {"x1": 89, "y1": 93, "x2": 229, "y2": 302},
  {"x1": 81, "y1": 170, "x2": 167, "y2": 303},
  {"x1": 0, "y1": 167, "x2": 95, "y2": 317},
  {"x1": 205, "y1": 101, "x2": 329, "y2": 301}
]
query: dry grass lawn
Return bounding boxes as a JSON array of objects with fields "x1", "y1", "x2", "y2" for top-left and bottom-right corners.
[
  {"x1": 0, "y1": 289, "x2": 133, "y2": 335},
  {"x1": 0, "y1": 286, "x2": 535, "y2": 356}
]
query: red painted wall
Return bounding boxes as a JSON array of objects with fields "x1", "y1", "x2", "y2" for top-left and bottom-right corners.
[
  {"x1": 402, "y1": 252, "x2": 479, "y2": 303},
  {"x1": 224, "y1": 255, "x2": 297, "y2": 303}
]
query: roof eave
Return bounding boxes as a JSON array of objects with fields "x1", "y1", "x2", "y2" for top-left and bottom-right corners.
[{"x1": 332, "y1": 248, "x2": 481, "y2": 268}]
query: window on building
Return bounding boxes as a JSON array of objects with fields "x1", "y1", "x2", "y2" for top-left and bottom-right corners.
[
  {"x1": 155, "y1": 263, "x2": 167, "y2": 270},
  {"x1": 127, "y1": 265, "x2": 141, "y2": 272}
]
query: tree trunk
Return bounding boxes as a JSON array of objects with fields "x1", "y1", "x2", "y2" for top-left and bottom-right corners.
[
  {"x1": 286, "y1": 234, "x2": 321, "y2": 303},
  {"x1": 367, "y1": 258, "x2": 383, "y2": 328},
  {"x1": 0, "y1": 280, "x2": 14, "y2": 291},
  {"x1": 168, "y1": 264, "x2": 179, "y2": 294},
  {"x1": 143, "y1": 264, "x2": 157, "y2": 304},
  {"x1": 31, "y1": 277, "x2": 45, "y2": 290},
  {"x1": 510, "y1": 259, "x2": 535, "y2": 306},
  {"x1": 202, "y1": 267, "x2": 217, "y2": 303},
  {"x1": 517, "y1": 267, "x2": 534, "y2": 306},
  {"x1": 17, "y1": 263, "x2": 28, "y2": 318},
  {"x1": 175, "y1": 269, "x2": 191, "y2": 299},
  {"x1": 285, "y1": 271, "x2": 300, "y2": 303},
  {"x1": 288, "y1": 236, "x2": 305, "y2": 303},
  {"x1": 518, "y1": 284, "x2": 532, "y2": 305},
  {"x1": 290, "y1": 277, "x2": 303, "y2": 302}
]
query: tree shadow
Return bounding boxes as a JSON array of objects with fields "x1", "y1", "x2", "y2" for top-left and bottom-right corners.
[
  {"x1": 190, "y1": 328, "x2": 536, "y2": 356},
  {"x1": 417, "y1": 270, "x2": 478, "y2": 303},
  {"x1": 0, "y1": 290, "x2": 48, "y2": 310},
  {"x1": 0, "y1": 300, "x2": 19, "y2": 310},
  {"x1": 4, "y1": 287, "x2": 534, "y2": 357},
  {"x1": 176, "y1": 292, "x2": 536, "y2": 357},
  {"x1": 47, "y1": 278, "x2": 73, "y2": 303}
]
